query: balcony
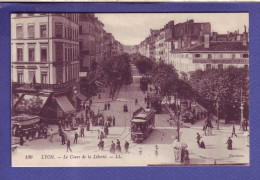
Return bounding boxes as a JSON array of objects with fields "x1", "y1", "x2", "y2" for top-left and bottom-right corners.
[
  {"x1": 12, "y1": 81, "x2": 76, "y2": 94},
  {"x1": 192, "y1": 58, "x2": 249, "y2": 64}
]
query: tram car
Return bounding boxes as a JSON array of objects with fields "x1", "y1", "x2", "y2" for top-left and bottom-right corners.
[
  {"x1": 11, "y1": 114, "x2": 40, "y2": 137},
  {"x1": 131, "y1": 107, "x2": 155, "y2": 143}
]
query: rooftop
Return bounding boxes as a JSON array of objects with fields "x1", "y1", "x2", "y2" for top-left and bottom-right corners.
[{"x1": 185, "y1": 41, "x2": 249, "y2": 52}]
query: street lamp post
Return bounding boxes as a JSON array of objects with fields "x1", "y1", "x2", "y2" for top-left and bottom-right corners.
[
  {"x1": 216, "y1": 99, "x2": 219, "y2": 130},
  {"x1": 175, "y1": 92, "x2": 180, "y2": 142},
  {"x1": 240, "y1": 88, "x2": 244, "y2": 130}
]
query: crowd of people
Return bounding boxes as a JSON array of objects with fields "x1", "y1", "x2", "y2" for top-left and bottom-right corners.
[{"x1": 14, "y1": 123, "x2": 50, "y2": 146}]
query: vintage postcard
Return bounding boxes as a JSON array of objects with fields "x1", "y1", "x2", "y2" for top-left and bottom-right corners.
[{"x1": 11, "y1": 13, "x2": 249, "y2": 167}]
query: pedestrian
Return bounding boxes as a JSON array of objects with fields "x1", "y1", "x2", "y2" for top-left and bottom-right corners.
[
  {"x1": 19, "y1": 132, "x2": 24, "y2": 146},
  {"x1": 182, "y1": 148, "x2": 190, "y2": 165},
  {"x1": 104, "y1": 103, "x2": 107, "y2": 111},
  {"x1": 85, "y1": 106, "x2": 88, "y2": 116},
  {"x1": 110, "y1": 141, "x2": 116, "y2": 154},
  {"x1": 86, "y1": 121, "x2": 90, "y2": 131},
  {"x1": 139, "y1": 147, "x2": 142, "y2": 155},
  {"x1": 116, "y1": 139, "x2": 121, "y2": 153},
  {"x1": 196, "y1": 133, "x2": 201, "y2": 147},
  {"x1": 113, "y1": 116, "x2": 115, "y2": 126},
  {"x1": 90, "y1": 99, "x2": 92, "y2": 106},
  {"x1": 203, "y1": 125, "x2": 206, "y2": 136},
  {"x1": 100, "y1": 139, "x2": 105, "y2": 150},
  {"x1": 25, "y1": 131, "x2": 29, "y2": 141},
  {"x1": 80, "y1": 126, "x2": 85, "y2": 137},
  {"x1": 197, "y1": 110, "x2": 200, "y2": 120},
  {"x1": 204, "y1": 111, "x2": 207, "y2": 119},
  {"x1": 104, "y1": 126, "x2": 109, "y2": 137},
  {"x1": 49, "y1": 129, "x2": 53, "y2": 143},
  {"x1": 226, "y1": 137, "x2": 233, "y2": 150},
  {"x1": 76, "y1": 117, "x2": 80, "y2": 126},
  {"x1": 67, "y1": 139, "x2": 72, "y2": 152},
  {"x1": 200, "y1": 140, "x2": 205, "y2": 149},
  {"x1": 98, "y1": 93, "x2": 101, "y2": 99},
  {"x1": 200, "y1": 111, "x2": 203, "y2": 119},
  {"x1": 97, "y1": 129, "x2": 100, "y2": 139},
  {"x1": 231, "y1": 124, "x2": 237, "y2": 137},
  {"x1": 124, "y1": 140, "x2": 129, "y2": 154},
  {"x1": 135, "y1": 98, "x2": 138, "y2": 106},
  {"x1": 74, "y1": 131, "x2": 78, "y2": 144},
  {"x1": 155, "y1": 145, "x2": 158, "y2": 157},
  {"x1": 244, "y1": 120, "x2": 248, "y2": 131},
  {"x1": 108, "y1": 116, "x2": 111, "y2": 127},
  {"x1": 108, "y1": 102, "x2": 111, "y2": 110},
  {"x1": 100, "y1": 131, "x2": 105, "y2": 140},
  {"x1": 43, "y1": 128, "x2": 48, "y2": 139},
  {"x1": 123, "y1": 104, "x2": 128, "y2": 112},
  {"x1": 61, "y1": 133, "x2": 66, "y2": 145},
  {"x1": 81, "y1": 113, "x2": 84, "y2": 123}
]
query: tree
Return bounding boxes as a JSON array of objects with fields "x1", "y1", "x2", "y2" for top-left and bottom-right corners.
[
  {"x1": 150, "y1": 61, "x2": 179, "y2": 96},
  {"x1": 16, "y1": 96, "x2": 44, "y2": 115},
  {"x1": 101, "y1": 53, "x2": 133, "y2": 95},
  {"x1": 188, "y1": 66, "x2": 249, "y2": 122},
  {"x1": 134, "y1": 55, "x2": 154, "y2": 75}
]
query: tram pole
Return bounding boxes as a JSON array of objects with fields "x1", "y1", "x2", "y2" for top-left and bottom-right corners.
[{"x1": 175, "y1": 92, "x2": 180, "y2": 142}]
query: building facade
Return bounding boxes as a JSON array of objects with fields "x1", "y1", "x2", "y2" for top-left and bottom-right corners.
[
  {"x1": 136, "y1": 19, "x2": 248, "y2": 76},
  {"x1": 11, "y1": 13, "x2": 80, "y2": 122},
  {"x1": 78, "y1": 13, "x2": 124, "y2": 97}
]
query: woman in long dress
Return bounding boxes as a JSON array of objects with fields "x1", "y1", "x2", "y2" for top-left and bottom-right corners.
[{"x1": 182, "y1": 148, "x2": 190, "y2": 165}]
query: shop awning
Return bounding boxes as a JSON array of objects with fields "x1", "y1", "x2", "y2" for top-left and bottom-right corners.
[
  {"x1": 54, "y1": 96, "x2": 76, "y2": 114},
  {"x1": 76, "y1": 93, "x2": 88, "y2": 101},
  {"x1": 12, "y1": 114, "x2": 40, "y2": 126},
  {"x1": 15, "y1": 94, "x2": 49, "y2": 114}
]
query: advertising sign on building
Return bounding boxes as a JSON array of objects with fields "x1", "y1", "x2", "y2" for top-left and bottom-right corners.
[{"x1": 79, "y1": 72, "x2": 87, "y2": 77}]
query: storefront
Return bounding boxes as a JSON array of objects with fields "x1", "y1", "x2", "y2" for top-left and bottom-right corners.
[
  {"x1": 54, "y1": 96, "x2": 76, "y2": 128},
  {"x1": 75, "y1": 93, "x2": 88, "y2": 110}
]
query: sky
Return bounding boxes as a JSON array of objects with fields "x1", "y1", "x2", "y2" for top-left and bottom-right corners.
[{"x1": 95, "y1": 13, "x2": 249, "y2": 46}]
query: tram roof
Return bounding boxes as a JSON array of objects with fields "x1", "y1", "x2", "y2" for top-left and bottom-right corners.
[
  {"x1": 135, "y1": 113, "x2": 146, "y2": 118},
  {"x1": 131, "y1": 119, "x2": 147, "y2": 123}
]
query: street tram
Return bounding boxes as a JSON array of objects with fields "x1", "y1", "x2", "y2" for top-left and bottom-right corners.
[
  {"x1": 131, "y1": 107, "x2": 155, "y2": 143},
  {"x1": 11, "y1": 114, "x2": 41, "y2": 137}
]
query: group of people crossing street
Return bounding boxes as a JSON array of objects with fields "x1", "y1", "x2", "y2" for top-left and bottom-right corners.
[{"x1": 109, "y1": 139, "x2": 129, "y2": 154}]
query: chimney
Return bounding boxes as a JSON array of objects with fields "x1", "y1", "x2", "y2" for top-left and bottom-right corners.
[
  {"x1": 237, "y1": 35, "x2": 241, "y2": 41},
  {"x1": 204, "y1": 34, "x2": 210, "y2": 48},
  {"x1": 243, "y1": 35, "x2": 247, "y2": 46}
]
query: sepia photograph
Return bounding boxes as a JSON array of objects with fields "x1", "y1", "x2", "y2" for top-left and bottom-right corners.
[{"x1": 10, "y1": 12, "x2": 249, "y2": 167}]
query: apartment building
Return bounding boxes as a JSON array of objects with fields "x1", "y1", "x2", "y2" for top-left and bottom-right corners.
[
  {"x1": 11, "y1": 13, "x2": 80, "y2": 122},
  {"x1": 136, "y1": 19, "x2": 248, "y2": 76}
]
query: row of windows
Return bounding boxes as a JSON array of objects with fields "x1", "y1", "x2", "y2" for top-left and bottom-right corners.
[
  {"x1": 205, "y1": 64, "x2": 248, "y2": 70},
  {"x1": 17, "y1": 46, "x2": 47, "y2": 62},
  {"x1": 16, "y1": 24, "x2": 47, "y2": 39},
  {"x1": 172, "y1": 61, "x2": 248, "y2": 72},
  {"x1": 16, "y1": 23, "x2": 79, "y2": 40},
  {"x1": 57, "y1": 23, "x2": 79, "y2": 41},
  {"x1": 170, "y1": 53, "x2": 249, "y2": 59},
  {"x1": 57, "y1": 64, "x2": 79, "y2": 83},
  {"x1": 79, "y1": 24, "x2": 96, "y2": 36},
  {"x1": 15, "y1": 13, "x2": 79, "y2": 24},
  {"x1": 194, "y1": 53, "x2": 249, "y2": 59},
  {"x1": 17, "y1": 70, "x2": 48, "y2": 84},
  {"x1": 16, "y1": 43, "x2": 79, "y2": 63},
  {"x1": 63, "y1": 43, "x2": 79, "y2": 62}
]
